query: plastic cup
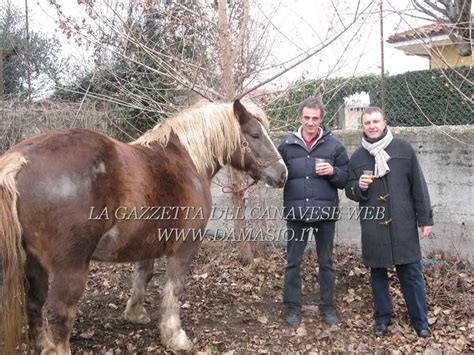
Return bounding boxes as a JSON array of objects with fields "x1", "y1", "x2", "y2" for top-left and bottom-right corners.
[
  {"x1": 315, "y1": 158, "x2": 327, "y2": 175},
  {"x1": 363, "y1": 169, "x2": 374, "y2": 181}
]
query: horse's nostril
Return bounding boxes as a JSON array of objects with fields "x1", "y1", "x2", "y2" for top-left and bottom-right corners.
[{"x1": 280, "y1": 170, "x2": 287, "y2": 182}]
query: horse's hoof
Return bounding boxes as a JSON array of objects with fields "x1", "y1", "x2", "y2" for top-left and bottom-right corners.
[
  {"x1": 38, "y1": 331, "x2": 71, "y2": 355},
  {"x1": 40, "y1": 343, "x2": 71, "y2": 355},
  {"x1": 164, "y1": 329, "x2": 194, "y2": 352},
  {"x1": 124, "y1": 307, "x2": 151, "y2": 324}
]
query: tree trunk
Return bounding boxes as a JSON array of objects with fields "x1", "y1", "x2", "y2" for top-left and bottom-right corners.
[{"x1": 217, "y1": 0, "x2": 253, "y2": 265}]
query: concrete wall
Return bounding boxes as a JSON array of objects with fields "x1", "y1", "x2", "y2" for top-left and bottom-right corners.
[{"x1": 208, "y1": 125, "x2": 474, "y2": 261}]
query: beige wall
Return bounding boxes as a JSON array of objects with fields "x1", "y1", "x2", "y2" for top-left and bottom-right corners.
[{"x1": 431, "y1": 45, "x2": 474, "y2": 68}]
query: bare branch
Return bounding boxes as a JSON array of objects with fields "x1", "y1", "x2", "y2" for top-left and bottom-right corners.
[
  {"x1": 237, "y1": 0, "x2": 374, "y2": 99},
  {"x1": 410, "y1": 0, "x2": 472, "y2": 56}
]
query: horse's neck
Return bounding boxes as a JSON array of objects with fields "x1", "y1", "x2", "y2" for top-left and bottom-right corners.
[
  {"x1": 147, "y1": 136, "x2": 223, "y2": 181},
  {"x1": 209, "y1": 164, "x2": 223, "y2": 179}
]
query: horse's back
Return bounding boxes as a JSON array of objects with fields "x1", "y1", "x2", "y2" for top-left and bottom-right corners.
[
  {"x1": 9, "y1": 128, "x2": 114, "y2": 153},
  {"x1": 11, "y1": 128, "x2": 122, "y2": 199}
]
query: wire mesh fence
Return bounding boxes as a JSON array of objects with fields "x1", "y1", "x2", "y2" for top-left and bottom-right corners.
[
  {"x1": 266, "y1": 66, "x2": 473, "y2": 130},
  {"x1": 377, "y1": 66, "x2": 473, "y2": 126},
  {"x1": 0, "y1": 100, "x2": 127, "y2": 154}
]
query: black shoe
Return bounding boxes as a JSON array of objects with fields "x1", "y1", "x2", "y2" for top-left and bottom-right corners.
[
  {"x1": 416, "y1": 328, "x2": 430, "y2": 338},
  {"x1": 374, "y1": 323, "x2": 388, "y2": 337},
  {"x1": 322, "y1": 311, "x2": 339, "y2": 326},
  {"x1": 286, "y1": 311, "x2": 300, "y2": 328}
]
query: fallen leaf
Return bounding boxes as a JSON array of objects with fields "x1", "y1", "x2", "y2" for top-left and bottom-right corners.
[
  {"x1": 296, "y1": 324, "x2": 307, "y2": 336},
  {"x1": 79, "y1": 329, "x2": 95, "y2": 339},
  {"x1": 433, "y1": 306, "x2": 442, "y2": 316}
]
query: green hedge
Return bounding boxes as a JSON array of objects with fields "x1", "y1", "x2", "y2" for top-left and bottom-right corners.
[{"x1": 267, "y1": 66, "x2": 473, "y2": 129}]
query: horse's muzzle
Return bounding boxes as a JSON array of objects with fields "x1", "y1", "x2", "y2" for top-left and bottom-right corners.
[{"x1": 262, "y1": 160, "x2": 287, "y2": 188}]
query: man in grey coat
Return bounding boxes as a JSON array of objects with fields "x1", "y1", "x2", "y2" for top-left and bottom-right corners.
[{"x1": 345, "y1": 107, "x2": 433, "y2": 338}]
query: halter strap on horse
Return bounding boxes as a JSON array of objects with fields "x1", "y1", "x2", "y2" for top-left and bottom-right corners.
[
  {"x1": 221, "y1": 178, "x2": 257, "y2": 207},
  {"x1": 240, "y1": 138, "x2": 281, "y2": 169},
  {"x1": 221, "y1": 138, "x2": 281, "y2": 206}
]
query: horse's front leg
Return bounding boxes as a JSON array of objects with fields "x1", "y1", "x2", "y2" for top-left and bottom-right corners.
[
  {"x1": 124, "y1": 259, "x2": 154, "y2": 324},
  {"x1": 160, "y1": 241, "x2": 200, "y2": 352}
]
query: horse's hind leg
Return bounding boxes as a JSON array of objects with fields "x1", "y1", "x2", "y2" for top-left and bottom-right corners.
[
  {"x1": 41, "y1": 266, "x2": 89, "y2": 355},
  {"x1": 124, "y1": 259, "x2": 154, "y2": 324},
  {"x1": 25, "y1": 250, "x2": 49, "y2": 352},
  {"x1": 160, "y1": 242, "x2": 200, "y2": 352}
]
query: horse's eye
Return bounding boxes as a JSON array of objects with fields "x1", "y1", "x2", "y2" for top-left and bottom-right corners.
[{"x1": 250, "y1": 133, "x2": 261, "y2": 139}]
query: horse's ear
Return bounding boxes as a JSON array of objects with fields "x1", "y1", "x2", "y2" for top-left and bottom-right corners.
[{"x1": 233, "y1": 99, "x2": 250, "y2": 125}]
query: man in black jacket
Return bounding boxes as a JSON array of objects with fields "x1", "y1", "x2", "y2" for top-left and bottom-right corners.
[
  {"x1": 345, "y1": 106, "x2": 433, "y2": 338},
  {"x1": 278, "y1": 97, "x2": 349, "y2": 328}
]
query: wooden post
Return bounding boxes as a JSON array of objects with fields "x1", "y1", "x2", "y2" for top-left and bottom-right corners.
[
  {"x1": 379, "y1": 0, "x2": 385, "y2": 111},
  {"x1": 0, "y1": 48, "x2": 4, "y2": 108}
]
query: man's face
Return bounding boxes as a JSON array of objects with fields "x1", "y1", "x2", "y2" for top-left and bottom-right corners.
[
  {"x1": 362, "y1": 111, "x2": 387, "y2": 140},
  {"x1": 300, "y1": 107, "x2": 322, "y2": 137}
]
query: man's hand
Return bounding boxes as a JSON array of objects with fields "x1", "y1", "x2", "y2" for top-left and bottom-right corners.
[
  {"x1": 315, "y1": 163, "x2": 334, "y2": 176},
  {"x1": 359, "y1": 175, "x2": 374, "y2": 191},
  {"x1": 419, "y1": 226, "x2": 432, "y2": 238}
]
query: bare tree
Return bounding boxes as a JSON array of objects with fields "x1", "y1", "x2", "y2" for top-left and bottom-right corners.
[
  {"x1": 46, "y1": 0, "x2": 373, "y2": 262},
  {"x1": 411, "y1": 0, "x2": 472, "y2": 56}
]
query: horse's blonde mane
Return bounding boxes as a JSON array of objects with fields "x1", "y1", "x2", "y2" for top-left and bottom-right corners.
[{"x1": 131, "y1": 101, "x2": 268, "y2": 175}]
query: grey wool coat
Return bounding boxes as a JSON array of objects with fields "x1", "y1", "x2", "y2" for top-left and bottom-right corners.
[{"x1": 345, "y1": 137, "x2": 433, "y2": 268}]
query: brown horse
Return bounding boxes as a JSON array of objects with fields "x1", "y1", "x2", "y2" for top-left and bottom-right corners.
[{"x1": 0, "y1": 100, "x2": 287, "y2": 354}]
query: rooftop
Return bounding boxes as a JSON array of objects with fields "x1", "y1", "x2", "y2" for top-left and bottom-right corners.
[
  {"x1": 387, "y1": 22, "x2": 448, "y2": 43},
  {"x1": 388, "y1": 15, "x2": 473, "y2": 44}
]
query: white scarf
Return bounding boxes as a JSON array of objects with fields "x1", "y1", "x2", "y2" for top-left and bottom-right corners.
[{"x1": 361, "y1": 128, "x2": 393, "y2": 178}]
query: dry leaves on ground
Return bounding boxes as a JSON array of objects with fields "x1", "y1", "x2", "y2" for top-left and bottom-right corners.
[{"x1": 72, "y1": 241, "x2": 473, "y2": 353}]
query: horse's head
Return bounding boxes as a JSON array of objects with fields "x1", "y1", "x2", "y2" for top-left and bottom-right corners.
[{"x1": 230, "y1": 100, "x2": 287, "y2": 188}]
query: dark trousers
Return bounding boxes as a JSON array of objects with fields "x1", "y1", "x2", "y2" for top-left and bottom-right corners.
[
  {"x1": 283, "y1": 220, "x2": 336, "y2": 314},
  {"x1": 370, "y1": 261, "x2": 428, "y2": 330}
]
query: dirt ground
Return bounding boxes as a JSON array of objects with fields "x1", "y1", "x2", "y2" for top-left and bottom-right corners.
[{"x1": 71, "y1": 241, "x2": 473, "y2": 354}]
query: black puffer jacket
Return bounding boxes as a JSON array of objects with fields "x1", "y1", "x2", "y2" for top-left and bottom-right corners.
[
  {"x1": 345, "y1": 138, "x2": 433, "y2": 268},
  {"x1": 278, "y1": 127, "x2": 349, "y2": 222}
]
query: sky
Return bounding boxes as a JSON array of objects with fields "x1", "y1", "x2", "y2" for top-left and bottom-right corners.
[
  {"x1": 20, "y1": 0, "x2": 434, "y2": 94},
  {"x1": 254, "y1": 0, "x2": 431, "y2": 88}
]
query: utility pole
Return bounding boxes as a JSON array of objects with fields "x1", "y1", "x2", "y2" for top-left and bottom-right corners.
[
  {"x1": 25, "y1": 0, "x2": 32, "y2": 101},
  {"x1": 379, "y1": 0, "x2": 385, "y2": 111},
  {"x1": 0, "y1": 49, "x2": 4, "y2": 107}
]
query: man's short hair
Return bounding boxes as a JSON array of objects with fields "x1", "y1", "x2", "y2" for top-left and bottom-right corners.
[
  {"x1": 361, "y1": 106, "x2": 386, "y2": 120},
  {"x1": 298, "y1": 97, "x2": 325, "y2": 118}
]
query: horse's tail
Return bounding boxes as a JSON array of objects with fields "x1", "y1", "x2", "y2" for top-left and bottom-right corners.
[{"x1": 0, "y1": 152, "x2": 28, "y2": 353}]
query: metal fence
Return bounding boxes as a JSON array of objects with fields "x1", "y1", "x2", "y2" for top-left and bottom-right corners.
[
  {"x1": 375, "y1": 66, "x2": 473, "y2": 126},
  {"x1": 0, "y1": 101, "x2": 126, "y2": 154},
  {"x1": 266, "y1": 66, "x2": 473, "y2": 130}
]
